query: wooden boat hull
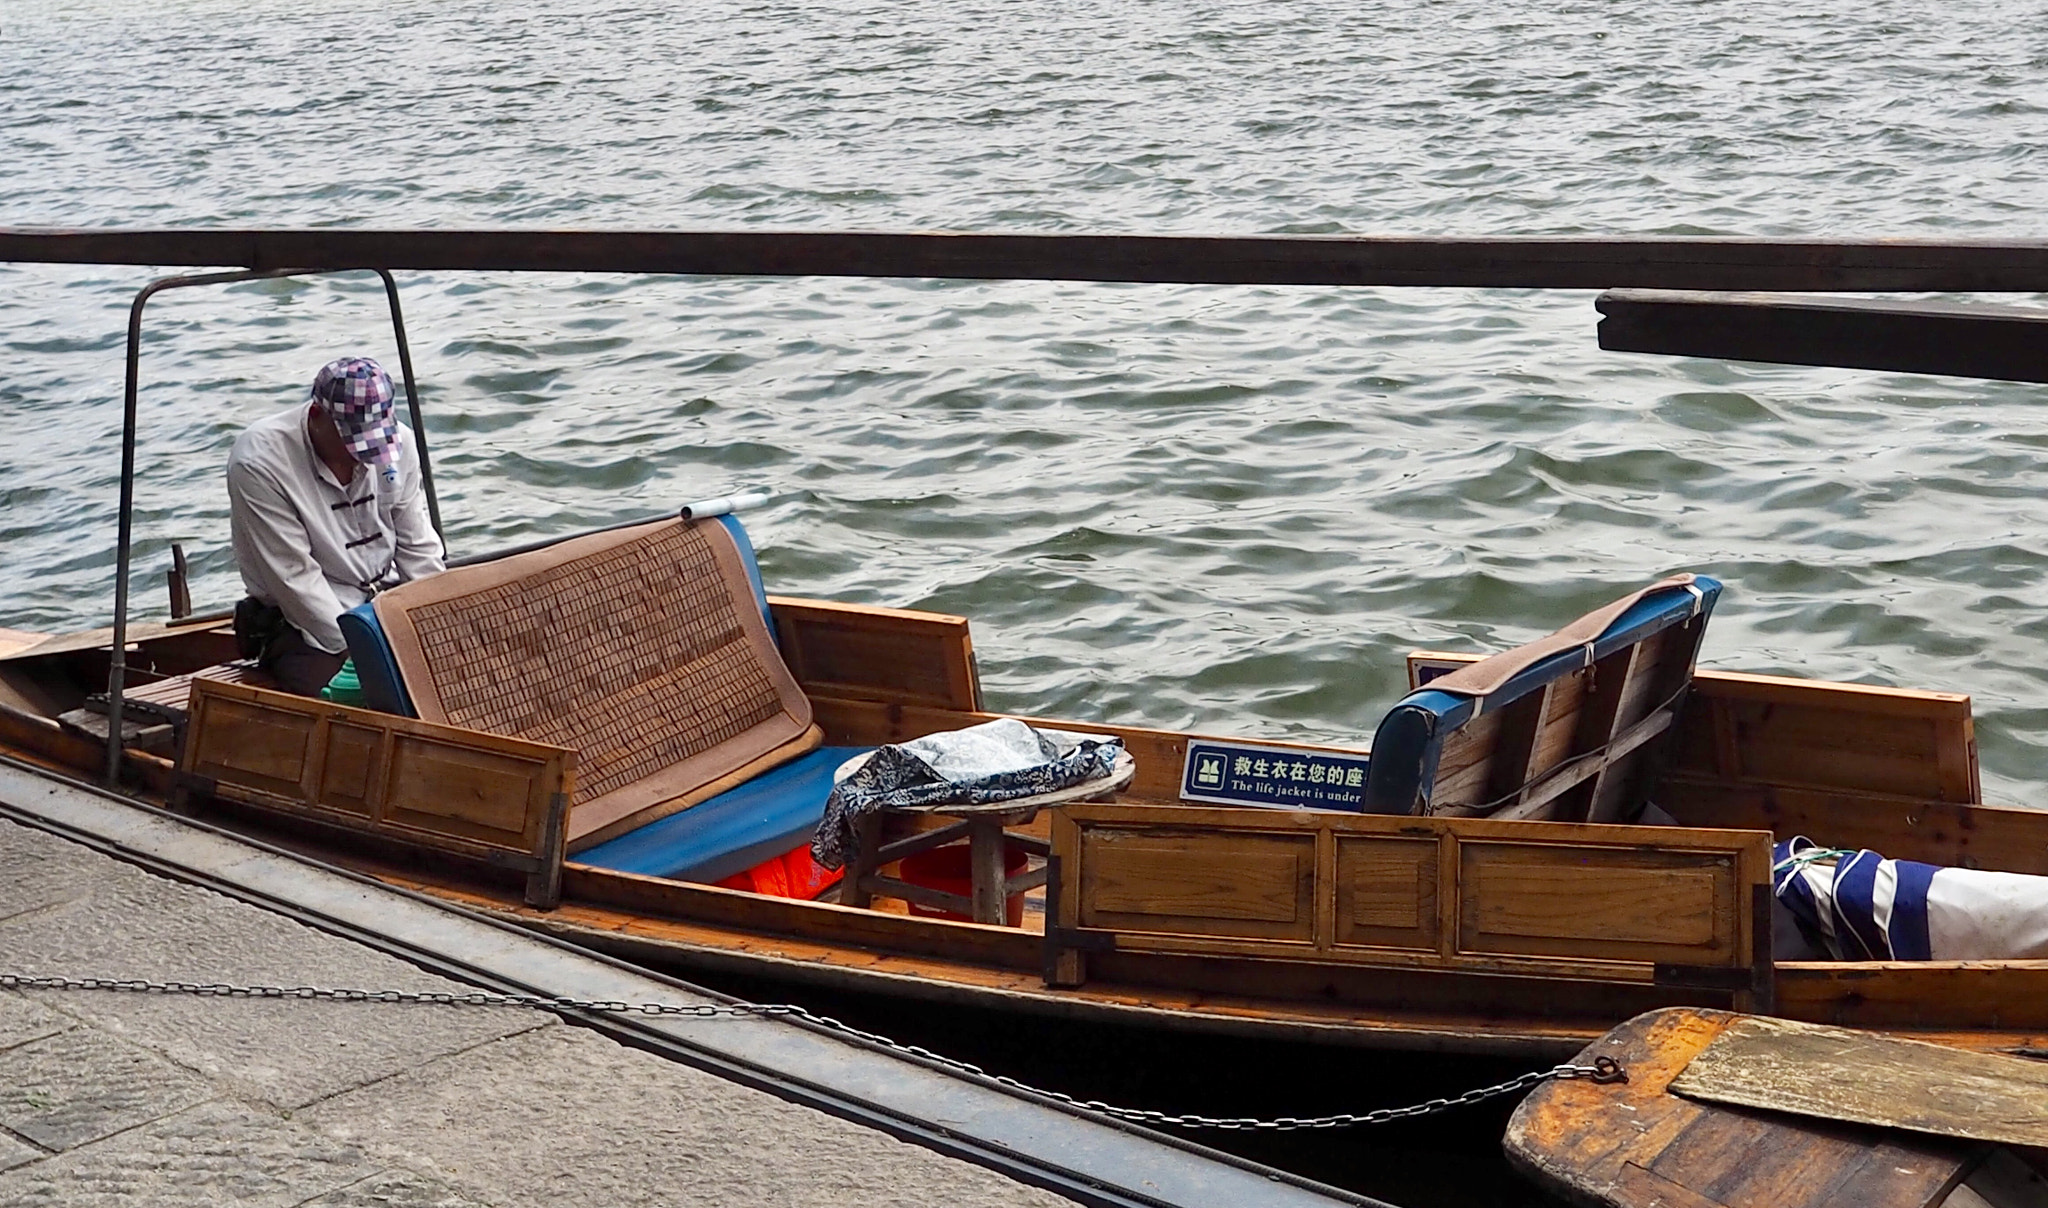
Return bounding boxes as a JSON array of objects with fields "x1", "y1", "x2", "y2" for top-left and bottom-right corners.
[{"x1": 8, "y1": 600, "x2": 2048, "y2": 1061}]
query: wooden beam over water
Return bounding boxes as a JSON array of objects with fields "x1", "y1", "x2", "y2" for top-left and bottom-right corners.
[
  {"x1": 6, "y1": 227, "x2": 2048, "y2": 291},
  {"x1": 1598, "y1": 289, "x2": 2048, "y2": 383}
]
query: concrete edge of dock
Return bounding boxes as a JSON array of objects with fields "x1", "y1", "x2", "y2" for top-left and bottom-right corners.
[{"x1": 0, "y1": 754, "x2": 1388, "y2": 1208}]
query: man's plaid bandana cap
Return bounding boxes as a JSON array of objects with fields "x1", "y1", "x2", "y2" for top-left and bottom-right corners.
[{"x1": 311, "y1": 357, "x2": 401, "y2": 468}]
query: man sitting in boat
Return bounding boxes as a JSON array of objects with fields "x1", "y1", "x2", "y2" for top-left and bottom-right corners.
[{"x1": 225, "y1": 356, "x2": 444, "y2": 695}]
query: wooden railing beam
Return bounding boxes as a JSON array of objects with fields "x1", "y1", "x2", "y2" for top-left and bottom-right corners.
[{"x1": 6, "y1": 228, "x2": 2048, "y2": 291}]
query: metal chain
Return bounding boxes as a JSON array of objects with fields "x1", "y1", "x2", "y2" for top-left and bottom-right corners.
[{"x1": 0, "y1": 973, "x2": 1624, "y2": 1130}]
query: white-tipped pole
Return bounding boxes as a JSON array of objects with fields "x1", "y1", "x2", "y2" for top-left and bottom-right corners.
[{"x1": 678, "y1": 490, "x2": 771, "y2": 521}]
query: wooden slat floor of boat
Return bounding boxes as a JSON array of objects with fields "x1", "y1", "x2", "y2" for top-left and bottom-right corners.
[
  {"x1": 124, "y1": 662, "x2": 274, "y2": 713},
  {"x1": 1505, "y1": 1007, "x2": 1983, "y2": 1208}
]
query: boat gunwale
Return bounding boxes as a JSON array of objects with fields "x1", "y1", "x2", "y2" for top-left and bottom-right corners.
[{"x1": 9, "y1": 680, "x2": 2048, "y2": 1057}]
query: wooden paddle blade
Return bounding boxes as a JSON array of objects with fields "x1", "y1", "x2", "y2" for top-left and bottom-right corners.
[{"x1": 1670, "y1": 1015, "x2": 2048, "y2": 1151}]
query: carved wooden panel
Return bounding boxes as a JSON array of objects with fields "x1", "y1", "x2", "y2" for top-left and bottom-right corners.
[
  {"x1": 1458, "y1": 843, "x2": 1738, "y2": 965},
  {"x1": 197, "y1": 696, "x2": 316, "y2": 795},
  {"x1": 383, "y1": 735, "x2": 547, "y2": 847},
  {"x1": 1077, "y1": 827, "x2": 1316, "y2": 942},
  {"x1": 316, "y1": 722, "x2": 382, "y2": 816},
  {"x1": 1673, "y1": 671, "x2": 1978, "y2": 803},
  {"x1": 769, "y1": 597, "x2": 980, "y2": 711},
  {"x1": 1333, "y1": 836, "x2": 1438, "y2": 951},
  {"x1": 1413, "y1": 652, "x2": 1981, "y2": 807},
  {"x1": 182, "y1": 677, "x2": 572, "y2": 906},
  {"x1": 1051, "y1": 803, "x2": 1769, "y2": 996}
]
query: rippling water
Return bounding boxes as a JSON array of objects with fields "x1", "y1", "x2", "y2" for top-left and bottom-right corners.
[{"x1": 5, "y1": 0, "x2": 2048, "y2": 801}]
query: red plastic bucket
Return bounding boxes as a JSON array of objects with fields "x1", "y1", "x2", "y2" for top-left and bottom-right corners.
[{"x1": 899, "y1": 842, "x2": 1029, "y2": 927}]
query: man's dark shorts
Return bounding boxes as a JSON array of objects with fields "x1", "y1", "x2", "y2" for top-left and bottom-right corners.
[{"x1": 234, "y1": 598, "x2": 345, "y2": 697}]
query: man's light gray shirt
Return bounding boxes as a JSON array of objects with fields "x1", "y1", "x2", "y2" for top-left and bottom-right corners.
[{"x1": 227, "y1": 404, "x2": 445, "y2": 654}]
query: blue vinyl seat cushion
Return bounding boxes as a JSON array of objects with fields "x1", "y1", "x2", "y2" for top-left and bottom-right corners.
[
  {"x1": 573, "y1": 746, "x2": 872, "y2": 884},
  {"x1": 714, "y1": 513, "x2": 775, "y2": 638}
]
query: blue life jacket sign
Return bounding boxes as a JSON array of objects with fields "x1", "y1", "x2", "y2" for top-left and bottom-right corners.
[{"x1": 1178, "y1": 739, "x2": 1370, "y2": 811}]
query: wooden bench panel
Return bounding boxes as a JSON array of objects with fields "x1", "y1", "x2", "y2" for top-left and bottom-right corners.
[
  {"x1": 1657, "y1": 782, "x2": 2048, "y2": 878},
  {"x1": 1049, "y1": 803, "x2": 1771, "y2": 1006},
  {"x1": 1408, "y1": 655, "x2": 1981, "y2": 807},
  {"x1": 769, "y1": 596, "x2": 980, "y2": 711},
  {"x1": 1673, "y1": 670, "x2": 1978, "y2": 803},
  {"x1": 1459, "y1": 843, "x2": 1739, "y2": 965},
  {"x1": 1076, "y1": 826, "x2": 1317, "y2": 943},
  {"x1": 373, "y1": 519, "x2": 814, "y2": 851},
  {"x1": 181, "y1": 677, "x2": 573, "y2": 907}
]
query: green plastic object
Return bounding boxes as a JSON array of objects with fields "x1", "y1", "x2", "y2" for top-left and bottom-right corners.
[{"x1": 321, "y1": 658, "x2": 367, "y2": 707}]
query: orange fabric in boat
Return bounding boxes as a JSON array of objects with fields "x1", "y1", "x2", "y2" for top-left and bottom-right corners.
[
  {"x1": 715, "y1": 844, "x2": 843, "y2": 899},
  {"x1": 371, "y1": 517, "x2": 819, "y2": 850}
]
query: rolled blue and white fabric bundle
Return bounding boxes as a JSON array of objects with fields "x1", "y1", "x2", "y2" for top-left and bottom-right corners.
[{"x1": 1773, "y1": 836, "x2": 2048, "y2": 960}]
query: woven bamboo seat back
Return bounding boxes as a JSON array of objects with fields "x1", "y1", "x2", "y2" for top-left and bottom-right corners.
[{"x1": 370, "y1": 517, "x2": 820, "y2": 850}]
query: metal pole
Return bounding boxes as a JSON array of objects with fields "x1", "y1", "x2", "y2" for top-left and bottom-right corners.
[
  {"x1": 102, "y1": 265, "x2": 345, "y2": 785},
  {"x1": 376, "y1": 269, "x2": 442, "y2": 542},
  {"x1": 105, "y1": 286, "x2": 149, "y2": 784}
]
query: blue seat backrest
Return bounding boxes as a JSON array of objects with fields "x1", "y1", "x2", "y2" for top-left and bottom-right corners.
[
  {"x1": 1361, "y1": 575, "x2": 1722, "y2": 816},
  {"x1": 715, "y1": 513, "x2": 775, "y2": 637},
  {"x1": 340, "y1": 601, "x2": 416, "y2": 717},
  {"x1": 339, "y1": 513, "x2": 774, "y2": 719}
]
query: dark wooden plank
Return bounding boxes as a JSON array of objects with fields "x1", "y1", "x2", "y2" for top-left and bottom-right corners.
[
  {"x1": 6, "y1": 228, "x2": 2048, "y2": 291},
  {"x1": 1657, "y1": 783, "x2": 2048, "y2": 877},
  {"x1": 1670, "y1": 1015, "x2": 2048, "y2": 1149},
  {"x1": 1773, "y1": 961, "x2": 2048, "y2": 1033},
  {"x1": 1587, "y1": 619, "x2": 1702, "y2": 823},
  {"x1": 1599, "y1": 289, "x2": 2048, "y2": 384},
  {"x1": 767, "y1": 596, "x2": 980, "y2": 710},
  {"x1": 1481, "y1": 683, "x2": 1552, "y2": 812}
]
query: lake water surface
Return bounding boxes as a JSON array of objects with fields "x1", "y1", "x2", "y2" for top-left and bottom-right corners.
[{"x1": 5, "y1": 0, "x2": 2048, "y2": 804}]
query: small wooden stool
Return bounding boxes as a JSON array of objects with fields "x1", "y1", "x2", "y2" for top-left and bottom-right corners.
[{"x1": 841, "y1": 751, "x2": 1135, "y2": 926}]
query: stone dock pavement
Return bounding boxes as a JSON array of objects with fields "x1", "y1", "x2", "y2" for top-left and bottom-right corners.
[{"x1": 0, "y1": 811, "x2": 1091, "y2": 1208}]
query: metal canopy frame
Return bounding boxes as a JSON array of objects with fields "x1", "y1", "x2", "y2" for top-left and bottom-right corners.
[{"x1": 104, "y1": 266, "x2": 443, "y2": 783}]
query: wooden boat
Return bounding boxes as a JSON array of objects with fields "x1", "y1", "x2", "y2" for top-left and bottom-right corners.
[
  {"x1": 1504, "y1": 1006, "x2": 2048, "y2": 1208},
  {"x1": 5, "y1": 229, "x2": 2048, "y2": 1064}
]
